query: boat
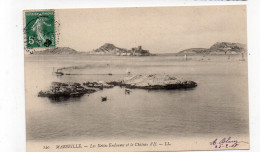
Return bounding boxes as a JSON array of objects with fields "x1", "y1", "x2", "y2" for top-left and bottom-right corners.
[
  {"x1": 239, "y1": 53, "x2": 245, "y2": 61},
  {"x1": 126, "y1": 68, "x2": 131, "y2": 75},
  {"x1": 184, "y1": 54, "x2": 187, "y2": 61},
  {"x1": 125, "y1": 89, "x2": 131, "y2": 94},
  {"x1": 107, "y1": 64, "x2": 112, "y2": 76},
  {"x1": 101, "y1": 96, "x2": 107, "y2": 102},
  {"x1": 55, "y1": 69, "x2": 64, "y2": 76}
]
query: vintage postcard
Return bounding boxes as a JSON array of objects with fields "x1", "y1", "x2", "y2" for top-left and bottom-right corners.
[{"x1": 24, "y1": 5, "x2": 249, "y2": 152}]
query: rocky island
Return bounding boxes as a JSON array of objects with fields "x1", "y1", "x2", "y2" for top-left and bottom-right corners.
[
  {"x1": 89, "y1": 43, "x2": 153, "y2": 56},
  {"x1": 107, "y1": 74, "x2": 197, "y2": 89},
  {"x1": 38, "y1": 74, "x2": 197, "y2": 100},
  {"x1": 38, "y1": 82, "x2": 96, "y2": 99},
  {"x1": 176, "y1": 42, "x2": 246, "y2": 56}
]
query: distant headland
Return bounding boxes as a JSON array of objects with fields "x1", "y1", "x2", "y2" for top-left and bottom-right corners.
[
  {"x1": 31, "y1": 43, "x2": 153, "y2": 56},
  {"x1": 175, "y1": 42, "x2": 247, "y2": 56},
  {"x1": 29, "y1": 42, "x2": 246, "y2": 56}
]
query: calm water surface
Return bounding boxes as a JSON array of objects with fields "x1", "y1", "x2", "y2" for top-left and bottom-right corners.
[{"x1": 25, "y1": 55, "x2": 248, "y2": 141}]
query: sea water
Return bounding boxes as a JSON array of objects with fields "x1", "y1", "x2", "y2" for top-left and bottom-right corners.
[{"x1": 25, "y1": 55, "x2": 248, "y2": 141}]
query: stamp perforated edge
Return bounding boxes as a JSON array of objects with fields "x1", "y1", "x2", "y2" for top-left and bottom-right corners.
[{"x1": 23, "y1": 9, "x2": 59, "y2": 53}]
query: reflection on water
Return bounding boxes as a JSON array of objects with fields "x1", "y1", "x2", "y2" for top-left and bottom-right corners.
[{"x1": 25, "y1": 55, "x2": 248, "y2": 141}]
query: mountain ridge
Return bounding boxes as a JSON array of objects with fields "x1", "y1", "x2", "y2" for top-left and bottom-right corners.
[{"x1": 176, "y1": 42, "x2": 246, "y2": 56}]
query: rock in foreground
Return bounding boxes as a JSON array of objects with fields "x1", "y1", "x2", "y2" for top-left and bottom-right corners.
[
  {"x1": 108, "y1": 74, "x2": 197, "y2": 90},
  {"x1": 38, "y1": 82, "x2": 96, "y2": 99}
]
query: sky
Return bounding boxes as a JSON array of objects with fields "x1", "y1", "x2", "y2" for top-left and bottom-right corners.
[{"x1": 57, "y1": 5, "x2": 247, "y2": 53}]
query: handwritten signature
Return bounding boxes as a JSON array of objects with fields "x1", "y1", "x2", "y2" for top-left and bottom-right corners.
[{"x1": 209, "y1": 137, "x2": 248, "y2": 149}]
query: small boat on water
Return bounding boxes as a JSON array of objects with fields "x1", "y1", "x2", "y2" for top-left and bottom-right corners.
[
  {"x1": 125, "y1": 89, "x2": 131, "y2": 95},
  {"x1": 53, "y1": 67, "x2": 64, "y2": 76},
  {"x1": 101, "y1": 96, "x2": 107, "y2": 102},
  {"x1": 107, "y1": 63, "x2": 112, "y2": 76},
  {"x1": 126, "y1": 68, "x2": 131, "y2": 75},
  {"x1": 184, "y1": 54, "x2": 187, "y2": 61},
  {"x1": 55, "y1": 69, "x2": 64, "y2": 76},
  {"x1": 239, "y1": 53, "x2": 245, "y2": 61}
]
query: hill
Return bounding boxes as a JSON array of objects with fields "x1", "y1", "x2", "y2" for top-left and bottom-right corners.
[
  {"x1": 176, "y1": 48, "x2": 208, "y2": 56},
  {"x1": 29, "y1": 43, "x2": 153, "y2": 56},
  {"x1": 89, "y1": 43, "x2": 152, "y2": 56},
  {"x1": 209, "y1": 42, "x2": 246, "y2": 54},
  {"x1": 176, "y1": 42, "x2": 247, "y2": 56},
  {"x1": 89, "y1": 43, "x2": 128, "y2": 55},
  {"x1": 32, "y1": 47, "x2": 80, "y2": 55}
]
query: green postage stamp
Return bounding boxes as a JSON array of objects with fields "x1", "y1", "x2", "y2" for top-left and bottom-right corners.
[{"x1": 24, "y1": 11, "x2": 55, "y2": 49}]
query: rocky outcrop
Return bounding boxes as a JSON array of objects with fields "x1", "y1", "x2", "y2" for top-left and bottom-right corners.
[
  {"x1": 89, "y1": 43, "x2": 153, "y2": 56},
  {"x1": 176, "y1": 42, "x2": 246, "y2": 55},
  {"x1": 90, "y1": 43, "x2": 128, "y2": 55},
  {"x1": 38, "y1": 82, "x2": 96, "y2": 99},
  {"x1": 209, "y1": 42, "x2": 246, "y2": 54},
  {"x1": 107, "y1": 74, "x2": 197, "y2": 90},
  {"x1": 38, "y1": 75, "x2": 197, "y2": 100}
]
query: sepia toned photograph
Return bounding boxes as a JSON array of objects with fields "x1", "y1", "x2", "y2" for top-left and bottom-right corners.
[{"x1": 24, "y1": 5, "x2": 249, "y2": 152}]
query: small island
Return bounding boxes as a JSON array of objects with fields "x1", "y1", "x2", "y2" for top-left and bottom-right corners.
[
  {"x1": 38, "y1": 74, "x2": 197, "y2": 100},
  {"x1": 38, "y1": 82, "x2": 96, "y2": 99},
  {"x1": 89, "y1": 43, "x2": 153, "y2": 56},
  {"x1": 107, "y1": 74, "x2": 197, "y2": 89}
]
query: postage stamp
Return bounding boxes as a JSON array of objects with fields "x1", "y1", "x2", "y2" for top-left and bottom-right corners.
[{"x1": 24, "y1": 11, "x2": 55, "y2": 49}]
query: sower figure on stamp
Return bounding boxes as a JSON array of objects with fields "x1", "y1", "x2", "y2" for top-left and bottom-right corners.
[{"x1": 31, "y1": 16, "x2": 52, "y2": 47}]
